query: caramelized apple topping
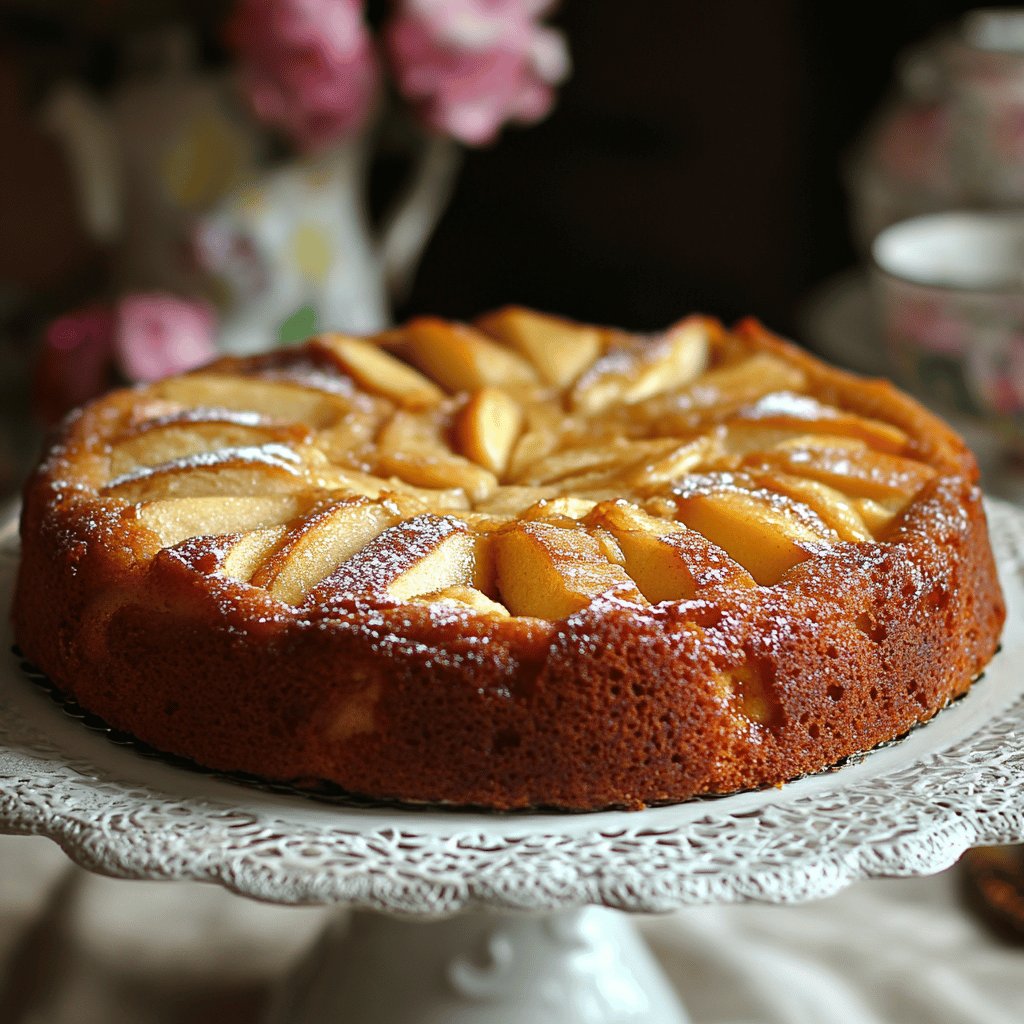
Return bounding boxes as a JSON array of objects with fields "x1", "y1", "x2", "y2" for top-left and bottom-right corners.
[{"x1": 93, "y1": 310, "x2": 941, "y2": 618}]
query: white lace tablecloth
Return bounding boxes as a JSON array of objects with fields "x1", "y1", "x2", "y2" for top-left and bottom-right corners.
[{"x1": 0, "y1": 834, "x2": 1018, "y2": 1024}]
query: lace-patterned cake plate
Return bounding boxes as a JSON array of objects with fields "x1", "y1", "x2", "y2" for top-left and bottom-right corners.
[{"x1": 0, "y1": 501, "x2": 1022, "y2": 919}]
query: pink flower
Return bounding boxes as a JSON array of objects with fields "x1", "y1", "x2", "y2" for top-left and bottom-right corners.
[
  {"x1": 227, "y1": 0, "x2": 379, "y2": 152},
  {"x1": 114, "y1": 294, "x2": 218, "y2": 383},
  {"x1": 34, "y1": 295, "x2": 219, "y2": 422},
  {"x1": 385, "y1": 0, "x2": 570, "y2": 146},
  {"x1": 34, "y1": 307, "x2": 116, "y2": 422}
]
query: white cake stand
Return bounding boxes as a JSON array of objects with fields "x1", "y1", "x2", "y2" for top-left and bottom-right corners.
[{"x1": 1, "y1": 502, "x2": 1023, "y2": 1024}]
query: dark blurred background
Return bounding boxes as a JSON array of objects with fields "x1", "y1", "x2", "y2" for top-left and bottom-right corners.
[
  {"x1": 0, "y1": 0, "x2": 1017, "y2": 338},
  {"x1": 409, "y1": 0, "x2": 1022, "y2": 334}
]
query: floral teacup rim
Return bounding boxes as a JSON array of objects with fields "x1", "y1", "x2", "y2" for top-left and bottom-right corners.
[{"x1": 871, "y1": 210, "x2": 1024, "y2": 295}]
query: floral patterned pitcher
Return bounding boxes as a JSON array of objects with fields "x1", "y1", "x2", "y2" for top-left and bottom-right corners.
[{"x1": 43, "y1": 29, "x2": 400, "y2": 354}]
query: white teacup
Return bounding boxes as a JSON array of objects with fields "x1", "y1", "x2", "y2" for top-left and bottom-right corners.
[{"x1": 871, "y1": 210, "x2": 1024, "y2": 456}]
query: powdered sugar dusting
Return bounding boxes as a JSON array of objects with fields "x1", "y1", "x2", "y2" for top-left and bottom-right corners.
[
  {"x1": 133, "y1": 407, "x2": 274, "y2": 430},
  {"x1": 105, "y1": 443, "x2": 303, "y2": 489},
  {"x1": 311, "y1": 515, "x2": 469, "y2": 602},
  {"x1": 739, "y1": 391, "x2": 838, "y2": 421},
  {"x1": 37, "y1": 318, "x2": 959, "y2": 633}
]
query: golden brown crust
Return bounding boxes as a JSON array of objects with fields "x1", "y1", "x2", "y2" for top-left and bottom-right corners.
[{"x1": 12, "y1": 314, "x2": 1006, "y2": 810}]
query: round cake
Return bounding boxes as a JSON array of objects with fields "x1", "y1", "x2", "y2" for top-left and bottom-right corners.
[{"x1": 13, "y1": 309, "x2": 1006, "y2": 809}]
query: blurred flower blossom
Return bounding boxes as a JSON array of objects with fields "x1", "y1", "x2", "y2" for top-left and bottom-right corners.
[
  {"x1": 385, "y1": 0, "x2": 570, "y2": 146},
  {"x1": 227, "y1": 0, "x2": 379, "y2": 152},
  {"x1": 114, "y1": 294, "x2": 218, "y2": 383},
  {"x1": 34, "y1": 307, "x2": 116, "y2": 423},
  {"x1": 35, "y1": 295, "x2": 217, "y2": 422}
]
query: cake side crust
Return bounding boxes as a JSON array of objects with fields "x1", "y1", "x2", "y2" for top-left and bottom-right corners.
[{"x1": 12, "y1": 315, "x2": 1006, "y2": 810}]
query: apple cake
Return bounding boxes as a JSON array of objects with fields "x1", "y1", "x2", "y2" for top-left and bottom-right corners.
[{"x1": 13, "y1": 309, "x2": 1005, "y2": 809}]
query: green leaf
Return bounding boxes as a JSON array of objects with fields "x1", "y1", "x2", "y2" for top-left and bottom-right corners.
[{"x1": 277, "y1": 304, "x2": 318, "y2": 346}]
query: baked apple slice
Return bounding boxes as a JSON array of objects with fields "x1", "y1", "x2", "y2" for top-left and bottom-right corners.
[
  {"x1": 376, "y1": 452, "x2": 497, "y2": 502},
  {"x1": 473, "y1": 485, "x2": 560, "y2": 515},
  {"x1": 219, "y1": 526, "x2": 290, "y2": 583},
  {"x1": 570, "y1": 320, "x2": 710, "y2": 414},
  {"x1": 454, "y1": 388, "x2": 524, "y2": 476},
  {"x1": 103, "y1": 444, "x2": 312, "y2": 502},
  {"x1": 153, "y1": 374, "x2": 347, "y2": 427},
  {"x1": 492, "y1": 520, "x2": 647, "y2": 619},
  {"x1": 505, "y1": 401, "x2": 573, "y2": 479},
  {"x1": 377, "y1": 410, "x2": 498, "y2": 500},
  {"x1": 313, "y1": 408, "x2": 383, "y2": 468},
  {"x1": 733, "y1": 392, "x2": 909, "y2": 454},
  {"x1": 636, "y1": 354, "x2": 809, "y2": 431},
  {"x1": 475, "y1": 306, "x2": 605, "y2": 387},
  {"x1": 309, "y1": 515, "x2": 477, "y2": 604},
  {"x1": 624, "y1": 436, "x2": 723, "y2": 490},
  {"x1": 306, "y1": 461, "x2": 469, "y2": 511},
  {"x1": 249, "y1": 497, "x2": 416, "y2": 603},
  {"x1": 749, "y1": 471, "x2": 873, "y2": 542},
  {"x1": 851, "y1": 495, "x2": 911, "y2": 535},
  {"x1": 316, "y1": 333, "x2": 444, "y2": 408},
  {"x1": 585, "y1": 500, "x2": 756, "y2": 600},
  {"x1": 403, "y1": 317, "x2": 538, "y2": 392},
  {"x1": 408, "y1": 584, "x2": 510, "y2": 617},
  {"x1": 512, "y1": 437, "x2": 685, "y2": 488},
  {"x1": 133, "y1": 494, "x2": 310, "y2": 549},
  {"x1": 747, "y1": 440, "x2": 937, "y2": 503},
  {"x1": 672, "y1": 476, "x2": 835, "y2": 585},
  {"x1": 109, "y1": 412, "x2": 310, "y2": 477},
  {"x1": 519, "y1": 496, "x2": 598, "y2": 523}
]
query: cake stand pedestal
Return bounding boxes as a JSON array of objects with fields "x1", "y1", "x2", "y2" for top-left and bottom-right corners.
[
  {"x1": 0, "y1": 501, "x2": 1022, "y2": 1024},
  {"x1": 266, "y1": 907, "x2": 687, "y2": 1024}
]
